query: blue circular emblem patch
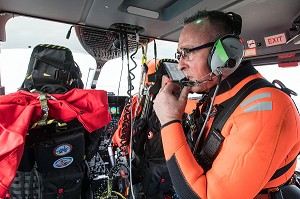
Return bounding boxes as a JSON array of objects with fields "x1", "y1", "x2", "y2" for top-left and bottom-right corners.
[
  {"x1": 53, "y1": 157, "x2": 73, "y2": 168},
  {"x1": 54, "y1": 144, "x2": 72, "y2": 156}
]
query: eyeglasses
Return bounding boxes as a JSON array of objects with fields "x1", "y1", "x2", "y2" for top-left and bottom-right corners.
[{"x1": 175, "y1": 42, "x2": 215, "y2": 61}]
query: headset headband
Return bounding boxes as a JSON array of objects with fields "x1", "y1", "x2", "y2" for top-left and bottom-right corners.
[{"x1": 226, "y1": 12, "x2": 242, "y2": 36}]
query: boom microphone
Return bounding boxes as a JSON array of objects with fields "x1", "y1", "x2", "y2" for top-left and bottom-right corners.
[
  {"x1": 178, "y1": 72, "x2": 215, "y2": 87},
  {"x1": 179, "y1": 77, "x2": 206, "y2": 87}
]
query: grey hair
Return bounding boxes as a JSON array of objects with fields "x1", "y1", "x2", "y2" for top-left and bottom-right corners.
[{"x1": 184, "y1": 10, "x2": 234, "y2": 41}]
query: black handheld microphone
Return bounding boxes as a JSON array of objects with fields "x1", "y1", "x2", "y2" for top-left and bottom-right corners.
[{"x1": 163, "y1": 61, "x2": 215, "y2": 87}]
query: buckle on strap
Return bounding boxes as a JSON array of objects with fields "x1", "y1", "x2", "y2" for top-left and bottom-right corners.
[
  {"x1": 33, "y1": 92, "x2": 57, "y2": 127},
  {"x1": 268, "y1": 187, "x2": 284, "y2": 199},
  {"x1": 36, "y1": 93, "x2": 48, "y2": 126},
  {"x1": 268, "y1": 187, "x2": 280, "y2": 194}
]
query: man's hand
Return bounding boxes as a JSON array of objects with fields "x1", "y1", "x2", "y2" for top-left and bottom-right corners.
[{"x1": 153, "y1": 82, "x2": 191, "y2": 126}]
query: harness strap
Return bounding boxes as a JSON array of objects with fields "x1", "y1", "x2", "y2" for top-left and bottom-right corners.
[
  {"x1": 212, "y1": 78, "x2": 274, "y2": 132},
  {"x1": 270, "y1": 157, "x2": 297, "y2": 181},
  {"x1": 30, "y1": 92, "x2": 57, "y2": 128},
  {"x1": 197, "y1": 78, "x2": 274, "y2": 172},
  {"x1": 259, "y1": 156, "x2": 298, "y2": 194},
  {"x1": 37, "y1": 92, "x2": 49, "y2": 126}
]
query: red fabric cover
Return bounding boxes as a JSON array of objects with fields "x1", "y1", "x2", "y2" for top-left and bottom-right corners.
[{"x1": 0, "y1": 89, "x2": 111, "y2": 198}]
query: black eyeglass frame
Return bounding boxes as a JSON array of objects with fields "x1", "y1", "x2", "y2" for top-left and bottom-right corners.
[{"x1": 175, "y1": 42, "x2": 215, "y2": 61}]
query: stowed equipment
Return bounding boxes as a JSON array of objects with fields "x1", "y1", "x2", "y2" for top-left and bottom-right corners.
[
  {"x1": 20, "y1": 44, "x2": 83, "y2": 93},
  {"x1": 132, "y1": 59, "x2": 178, "y2": 156},
  {"x1": 8, "y1": 44, "x2": 109, "y2": 199},
  {"x1": 131, "y1": 59, "x2": 179, "y2": 198}
]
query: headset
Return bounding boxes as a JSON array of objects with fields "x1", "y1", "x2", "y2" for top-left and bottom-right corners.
[{"x1": 207, "y1": 12, "x2": 244, "y2": 76}]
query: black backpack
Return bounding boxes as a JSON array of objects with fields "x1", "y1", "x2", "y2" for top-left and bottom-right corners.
[
  {"x1": 8, "y1": 44, "x2": 103, "y2": 199},
  {"x1": 20, "y1": 44, "x2": 84, "y2": 93},
  {"x1": 9, "y1": 118, "x2": 104, "y2": 199}
]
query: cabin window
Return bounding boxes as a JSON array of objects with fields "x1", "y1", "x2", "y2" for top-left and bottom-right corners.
[
  {"x1": 256, "y1": 65, "x2": 300, "y2": 109},
  {"x1": 0, "y1": 16, "x2": 96, "y2": 94},
  {"x1": 0, "y1": 16, "x2": 299, "y2": 111}
]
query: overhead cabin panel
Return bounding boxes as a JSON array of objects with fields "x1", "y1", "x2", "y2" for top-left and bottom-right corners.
[
  {"x1": 0, "y1": 0, "x2": 89, "y2": 24},
  {"x1": 83, "y1": 0, "x2": 237, "y2": 41},
  {"x1": 0, "y1": 0, "x2": 300, "y2": 66}
]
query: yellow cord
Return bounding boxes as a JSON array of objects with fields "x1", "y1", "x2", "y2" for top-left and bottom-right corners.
[
  {"x1": 98, "y1": 191, "x2": 126, "y2": 199},
  {"x1": 111, "y1": 191, "x2": 127, "y2": 199}
]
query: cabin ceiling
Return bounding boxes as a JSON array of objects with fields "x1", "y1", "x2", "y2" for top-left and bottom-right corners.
[
  {"x1": 0, "y1": 0, "x2": 300, "y2": 66},
  {"x1": 0, "y1": 0, "x2": 299, "y2": 41}
]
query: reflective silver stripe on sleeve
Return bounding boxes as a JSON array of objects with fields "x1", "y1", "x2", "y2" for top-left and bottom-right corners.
[
  {"x1": 244, "y1": 101, "x2": 272, "y2": 112},
  {"x1": 240, "y1": 92, "x2": 271, "y2": 108}
]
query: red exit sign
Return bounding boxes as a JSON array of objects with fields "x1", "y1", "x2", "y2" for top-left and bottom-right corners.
[{"x1": 264, "y1": 33, "x2": 287, "y2": 47}]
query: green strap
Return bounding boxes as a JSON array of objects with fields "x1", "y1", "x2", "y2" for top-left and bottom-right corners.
[
  {"x1": 37, "y1": 93, "x2": 49, "y2": 126},
  {"x1": 215, "y1": 39, "x2": 229, "y2": 64}
]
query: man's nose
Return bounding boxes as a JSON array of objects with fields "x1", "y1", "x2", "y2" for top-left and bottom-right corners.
[{"x1": 178, "y1": 58, "x2": 185, "y2": 71}]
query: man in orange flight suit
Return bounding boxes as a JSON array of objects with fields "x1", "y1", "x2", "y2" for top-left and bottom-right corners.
[{"x1": 153, "y1": 10, "x2": 300, "y2": 199}]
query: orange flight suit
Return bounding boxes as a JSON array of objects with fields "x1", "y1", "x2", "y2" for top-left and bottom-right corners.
[{"x1": 162, "y1": 63, "x2": 300, "y2": 199}]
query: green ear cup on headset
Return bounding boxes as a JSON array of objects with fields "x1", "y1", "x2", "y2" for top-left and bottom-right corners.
[{"x1": 208, "y1": 35, "x2": 244, "y2": 76}]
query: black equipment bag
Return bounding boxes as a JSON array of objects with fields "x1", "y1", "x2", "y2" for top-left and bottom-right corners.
[
  {"x1": 30, "y1": 119, "x2": 85, "y2": 172},
  {"x1": 133, "y1": 111, "x2": 173, "y2": 197},
  {"x1": 19, "y1": 119, "x2": 86, "y2": 172},
  {"x1": 20, "y1": 44, "x2": 83, "y2": 93},
  {"x1": 11, "y1": 118, "x2": 104, "y2": 199},
  {"x1": 39, "y1": 162, "x2": 85, "y2": 199}
]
